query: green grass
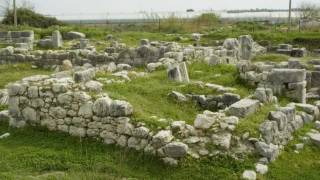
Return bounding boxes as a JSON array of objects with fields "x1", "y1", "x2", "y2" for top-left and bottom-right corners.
[
  {"x1": 97, "y1": 63, "x2": 251, "y2": 129},
  {"x1": 252, "y1": 54, "x2": 290, "y2": 63},
  {"x1": 0, "y1": 64, "x2": 52, "y2": 89},
  {"x1": 0, "y1": 121, "x2": 257, "y2": 180}
]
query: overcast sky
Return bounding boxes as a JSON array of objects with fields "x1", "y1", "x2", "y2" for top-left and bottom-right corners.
[{"x1": 29, "y1": 0, "x2": 319, "y2": 15}]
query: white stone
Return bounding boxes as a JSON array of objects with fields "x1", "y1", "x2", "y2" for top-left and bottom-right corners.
[
  {"x1": 242, "y1": 170, "x2": 256, "y2": 180},
  {"x1": 255, "y1": 163, "x2": 268, "y2": 175}
]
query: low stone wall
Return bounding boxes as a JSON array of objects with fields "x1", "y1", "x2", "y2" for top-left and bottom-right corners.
[
  {"x1": 5, "y1": 69, "x2": 267, "y2": 165},
  {"x1": 0, "y1": 31, "x2": 34, "y2": 50},
  {"x1": 255, "y1": 103, "x2": 319, "y2": 161}
]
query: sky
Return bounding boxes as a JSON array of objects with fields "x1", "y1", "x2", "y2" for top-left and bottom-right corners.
[{"x1": 29, "y1": 0, "x2": 319, "y2": 15}]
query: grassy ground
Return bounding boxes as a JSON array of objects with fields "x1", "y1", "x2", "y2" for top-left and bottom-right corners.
[
  {"x1": 0, "y1": 64, "x2": 52, "y2": 89},
  {"x1": 0, "y1": 121, "x2": 257, "y2": 180},
  {"x1": 266, "y1": 124, "x2": 320, "y2": 180},
  {"x1": 97, "y1": 62, "x2": 252, "y2": 129}
]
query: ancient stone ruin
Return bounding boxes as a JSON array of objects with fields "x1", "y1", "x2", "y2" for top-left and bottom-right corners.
[{"x1": 0, "y1": 30, "x2": 319, "y2": 179}]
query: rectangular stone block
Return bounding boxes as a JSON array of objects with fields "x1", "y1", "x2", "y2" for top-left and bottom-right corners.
[
  {"x1": 268, "y1": 69, "x2": 306, "y2": 84},
  {"x1": 228, "y1": 98, "x2": 260, "y2": 118}
]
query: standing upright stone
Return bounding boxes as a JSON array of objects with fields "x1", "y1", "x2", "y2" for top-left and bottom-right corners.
[
  {"x1": 239, "y1": 35, "x2": 254, "y2": 60},
  {"x1": 80, "y1": 38, "x2": 89, "y2": 49},
  {"x1": 52, "y1": 30, "x2": 63, "y2": 48},
  {"x1": 167, "y1": 62, "x2": 190, "y2": 83}
]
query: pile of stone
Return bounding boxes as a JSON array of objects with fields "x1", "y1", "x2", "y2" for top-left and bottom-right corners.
[
  {"x1": 0, "y1": 31, "x2": 34, "y2": 50},
  {"x1": 206, "y1": 35, "x2": 266, "y2": 66}
]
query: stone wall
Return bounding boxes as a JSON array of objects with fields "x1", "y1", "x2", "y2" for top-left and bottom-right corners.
[
  {"x1": 237, "y1": 60, "x2": 320, "y2": 103},
  {"x1": 5, "y1": 68, "x2": 269, "y2": 165},
  {"x1": 0, "y1": 31, "x2": 34, "y2": 50},
  {"x1": 255, "y1": 103, "x2": 319, "y2": 162}
]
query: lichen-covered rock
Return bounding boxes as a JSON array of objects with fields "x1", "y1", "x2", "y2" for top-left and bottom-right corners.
[
  {"x1": 85, "y1": 81, "x2": 103, "y2": 92},
  {"x1": 255, "y1": 141, "x2": 279, "y2": 162},
  {"x1": 242, "y1": 170, "x2": 256, "y2": 180},
  {"x1": 78, "y1": 102, "x2": 93, "y2": 118},
  {"x1": 22, "y1": 107, "x2": 38, "y2": 123},
  {"x1": 61, "y1": 60, "x2": 72, "y2": 71},
  {"x1": 168, "y1": 91, "x2": 187, "y2": 102},
  {"x1": 152, "y1": 130, "x2": 173, "y2": 148},
  {"x1": 93, "y1": 97, "x2": 112, "y2": 116},
  {"x1": 194, "y1": 113, "x2": 216, "y2": 129},
  {"x1": 211, "y1": 132, "x2": 232, "y2": 150},
  {"x1": 65, "y1": 31, "x2": 86, "y2": 40},
  {"x1": 110, "y1": 100, "x2": 133, "y2": 117},
  {"x1": 69, "y1": 126, "x2": 86, "y2": 137},
  {"x1": 74, "y1": 69, "x2": 95, "y2": 83},
  {"x1": 163, "y1": 142, "x2": 188, "y2": 158},
  {"x1": 132, "y1": 126, "x2": 150, "y2": 138},
  {"x1": 228, "y1": 99, "x2": 260, "y2": 118},
  {"x1": 49, "y1": 107, "x2": 67, "y2": 119}
]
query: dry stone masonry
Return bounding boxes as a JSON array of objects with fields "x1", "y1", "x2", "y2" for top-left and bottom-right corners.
[
  {"x1": 0, "y1": 31, "x2": 34, "y2": 50},
  {"x1": 1, "y1": 30, "x2": 320, "y2": 178}
]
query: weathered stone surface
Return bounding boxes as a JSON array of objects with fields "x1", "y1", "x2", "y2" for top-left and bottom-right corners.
[
  {"x1": 228, "y1": 99, "x2": 260, "y2": 118},
  {"x1": 307, "y1": 133, "x2": 320, "y2": 146},
  {"x1": 61, "y1": 60, "x2": 73, "y2": 71},
  {"x1": 163, "y1": 142, "x2": 188, "y2": 158},
  {"x1": 69, "y1": 126, "x2": 86, "y2": 137},
  {"x1": 239, "y1": 35, "x2": 253, "y2": 60},
  {"x1": 85, "y1": 81, "x2": 103, "y2": 92},
  {"x1": 268, "y1": 69, "x2": 306, "y2": 84},
  {"x1": 78, "y1": 102, "x2": 93, "y2": 118},
  {"x1": 147, "y1": 62, "x2": 163, "y2": 72},
  {"x1": 93, "y1": 97, "x2": 112, "y2": 116},
  {"x1": 223, "y1": 38, "x2": 240, "y2": 50},
  {"x1": 255, "y1": 163, "x2": 268, "y2": 175},
  {"x1": 152, "y1": 130, "x2": 173, "y2": 148},
  {"x1": 65, "y1": 31, "x2": 86, "y2": 40},
  {"x1": 110, "y1": 100, "x2": 133, "y2": 117},
  {"x1": 194, "y1": 113, "x2": 216, "y2": 129},
  {"x1": 211, "y1": 132, "x2": 232, "y2": 150},
  {"x1": 74, "y1": 69, "x2": 95, "y2": 83},
  {"x1": 168, "y1": 91, "x2": 187, "y2": 102},
  {"x1": 259, "y1": 121, "x2": 278, "y2": 144},
  {"x1": 167, "y1": 62, "x2": 189, "y2": 83},
  {"x1": 254, "y1": 88, "x2": 273, "y2": 103},
  {"x1": 22, "y1": 107, "x2": 38, "y2": 123},
  {"x1": 132, "y1": 126, "x2": 150, "y2": 138},
  {"x1": 268, "y1": 111, "x2": 287, "y2": 131},
  {"x1": 242, "y1": 170, "x2": 256, "y2": 180},
  {"x1": 222, "y1": 93, "x2": 240, "y2": 106},
  {"x1": 49, "y1": 107, "x2": 67, "y2": 119},
  {"x1": 255, "y1": 141, "x2": 279, "y2": 161},
  {"x1": 52, "y1": 30, "x2": 63, "y2": 48}
]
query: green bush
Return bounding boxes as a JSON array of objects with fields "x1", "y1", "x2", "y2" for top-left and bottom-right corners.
[{"x1": 2, "y1": 8, "x2": 64, "y2": 28}]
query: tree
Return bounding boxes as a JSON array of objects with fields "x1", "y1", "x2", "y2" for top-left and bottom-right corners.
[{"x1": 298, "y1": 1, "x2": 320, "y2": 20}]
